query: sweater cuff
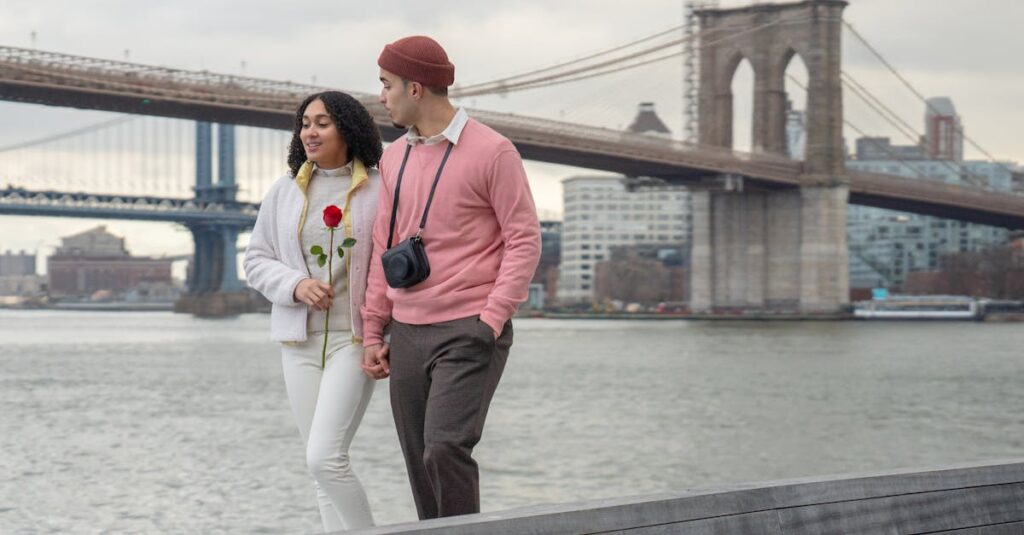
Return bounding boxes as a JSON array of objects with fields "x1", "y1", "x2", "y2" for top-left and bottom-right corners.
[
  {"x1": 362, "y1": 317, "x2": 386, "y2": 347},
  {"x1": 479, "y1": 308, "x2": 506, "y2": 338},
  {"x1": 283, "y1": 272, "x2": 307, "y2": 305}
]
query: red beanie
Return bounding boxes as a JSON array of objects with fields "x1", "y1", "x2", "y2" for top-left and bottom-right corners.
[{"x1": 377, "y1": 35, "x2": 455, "y2": 88}]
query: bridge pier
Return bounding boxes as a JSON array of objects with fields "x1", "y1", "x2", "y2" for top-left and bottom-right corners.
[
  {"x1": 692, "y1": 177, "x2": 850, "y2": 314},
  {"x1": 798, "y1": 182, "x2": 849, "y2": 312},
  {"x1": 174, "y1": 122, "x2": 254, "y2": 317}
]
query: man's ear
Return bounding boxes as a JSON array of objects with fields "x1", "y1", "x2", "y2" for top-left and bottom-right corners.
[{"x1": 408, "y1": 81, "x2": 423, "y2": 100}]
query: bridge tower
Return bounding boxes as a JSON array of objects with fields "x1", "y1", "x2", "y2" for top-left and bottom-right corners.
[
  {"x1": 175, "y1": 122, "x2": 252, "y2": 316},
  {"x1": 690, "y1": 0, "x2": 849, "y2": 313}
]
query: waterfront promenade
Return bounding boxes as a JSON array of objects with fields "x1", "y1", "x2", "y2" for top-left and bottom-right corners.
[{"x1": 350, "y1": 459, "x2": 1024, "y2": 534}]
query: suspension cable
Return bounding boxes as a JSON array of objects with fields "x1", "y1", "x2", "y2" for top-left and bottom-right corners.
[
  {"x1": 843, "y1": 21, "x2": 1015, "y2": 175},
  {"x1": 454, "y1": 17, "x2": 809, "y2": 99},
  {"x1": 454, "y1": 23, "x2": 685, "y2": 92}
]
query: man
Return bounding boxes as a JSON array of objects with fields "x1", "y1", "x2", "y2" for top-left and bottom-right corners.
[{"x1": 360, "y1": 35, "x2": 541, "y2": 520}]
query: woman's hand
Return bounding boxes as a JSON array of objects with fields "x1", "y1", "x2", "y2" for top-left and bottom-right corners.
[{"x1": 293, "y1": 278, "x2": 334, "y2": 311}]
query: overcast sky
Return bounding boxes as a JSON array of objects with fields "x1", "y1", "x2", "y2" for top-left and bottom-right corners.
[{"x1": 1, "y1": 0, "x2": 1022, "y2": 268}]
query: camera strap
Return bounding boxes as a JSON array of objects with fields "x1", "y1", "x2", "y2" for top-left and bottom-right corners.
[{"x1": 386, "y1": 141, "x2": 456, "y2": 249}]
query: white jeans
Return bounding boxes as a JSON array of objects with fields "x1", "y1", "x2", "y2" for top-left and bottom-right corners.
[{"x1": 281, "y1": 332, "x2": 375, "y2": 532}]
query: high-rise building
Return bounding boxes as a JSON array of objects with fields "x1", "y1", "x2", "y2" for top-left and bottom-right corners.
[
  {"x1": 557, "y1": 176, "x2": 690, "y2": 304},
  {"x1": 785, "y1": 100, "x2": 806, "y2": 160},
  {"x1": 924, "y1": 97, "x2": 964, "y2": 162}
]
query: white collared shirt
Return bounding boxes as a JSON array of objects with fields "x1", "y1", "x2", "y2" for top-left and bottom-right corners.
[{"x1": 406, "y1": 108, "x2": 469, "y2": 146}]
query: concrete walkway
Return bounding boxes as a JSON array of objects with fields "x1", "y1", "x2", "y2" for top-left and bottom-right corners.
[{"x1": 347, "y1": 458, "x2": 1024, "y2": 534}]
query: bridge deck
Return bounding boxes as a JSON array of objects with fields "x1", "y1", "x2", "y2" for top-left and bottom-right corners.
[
  {"x1": 3, "y1": 45, "x2": 1024, "y2": 228},
  {"x1": 352, "y1": 459, "x2": 1024, "y2": 534}
]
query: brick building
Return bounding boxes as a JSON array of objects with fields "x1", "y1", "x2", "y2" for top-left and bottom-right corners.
[{"x1": 47, "y1": 226, "x2": 172, "y2": 298}]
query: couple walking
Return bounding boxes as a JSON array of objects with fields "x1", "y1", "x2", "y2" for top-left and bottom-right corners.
[{"x1": 243, "y1": 35, "x2": 541, "y2": 531}]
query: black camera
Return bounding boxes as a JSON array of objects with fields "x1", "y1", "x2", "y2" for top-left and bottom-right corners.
[
  {"x1": 382, "y1": 142, "x2": 454, "y2": 289},
  {"x1": 381, "y1": 235, "x2": 430, "y2": 289}
]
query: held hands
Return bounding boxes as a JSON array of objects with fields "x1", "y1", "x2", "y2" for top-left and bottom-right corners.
[
  {"x1": 294, "y1": 278, "x2": 334, "y2": 311},
  {"x1": 361, "y1": 343, "x2": 390, "y2": 380}
]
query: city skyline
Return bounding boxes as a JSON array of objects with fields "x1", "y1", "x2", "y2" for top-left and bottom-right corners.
[{"x1": 1, "y1": 0, "x2": 1021, "y2": 267}]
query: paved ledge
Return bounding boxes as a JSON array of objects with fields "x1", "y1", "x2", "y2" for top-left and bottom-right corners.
[{"x1": 347, "y1": 459, "x2": 1024, "y2": 534}]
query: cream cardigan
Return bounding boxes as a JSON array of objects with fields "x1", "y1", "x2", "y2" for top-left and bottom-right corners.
[{"x1": 244, "y1": 160, "x2": 382, "y2": 343}]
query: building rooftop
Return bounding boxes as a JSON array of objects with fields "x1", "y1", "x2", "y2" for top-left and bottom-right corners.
[{"x1": 626, "y1": 102, "x2": 671, "y2": 135}]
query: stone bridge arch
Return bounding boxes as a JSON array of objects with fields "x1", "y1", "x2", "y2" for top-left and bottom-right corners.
[{"x1": 698, "y1": 0, "x2": 846, "y2": 177}]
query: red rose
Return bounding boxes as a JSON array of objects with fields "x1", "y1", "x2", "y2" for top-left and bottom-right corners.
[{"x1": 323, "y1": 205, "x2": 342, "y2": 228}]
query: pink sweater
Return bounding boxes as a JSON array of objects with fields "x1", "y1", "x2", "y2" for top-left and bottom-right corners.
[{"x1": 360, "y1": 119, "x2": 541, "y2": 345}]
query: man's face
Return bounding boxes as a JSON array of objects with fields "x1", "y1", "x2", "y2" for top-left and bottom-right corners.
[{"x1": 379, "y1": 68, "x2": 416, "y2": 129}]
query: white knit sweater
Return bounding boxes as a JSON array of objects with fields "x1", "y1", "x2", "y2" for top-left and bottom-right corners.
[
  {"x1": 302, "y1": 165, "x2": 352, "y2": 334},
  {"x1": 244, "y1": 163, "x2": 382, "y2": 343}
]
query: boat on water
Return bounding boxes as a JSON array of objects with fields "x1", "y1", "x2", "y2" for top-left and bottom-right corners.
[{"x1": 853, "y1": 295, "x2": 980, "y2": 320}]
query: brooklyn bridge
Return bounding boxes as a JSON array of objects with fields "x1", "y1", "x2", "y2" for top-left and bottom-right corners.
[{"x1": 2, "y1": 0, "x2": 1020, "y2": 314}]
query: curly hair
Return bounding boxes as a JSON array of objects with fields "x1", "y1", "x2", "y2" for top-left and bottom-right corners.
[{"x1": 287, "y1": 91, "x2": 383, "y2": 176}]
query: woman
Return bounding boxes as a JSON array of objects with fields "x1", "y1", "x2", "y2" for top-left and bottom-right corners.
[{"x1": 243, "y1": 91, "x2": 385, "y2": 532}]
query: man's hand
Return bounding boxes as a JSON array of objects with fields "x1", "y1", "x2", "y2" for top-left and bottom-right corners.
[
  {"x1": 294, "y1": 278, "x2": 333, "y2": 311},
  {"x1": 482, "y1": 318, "x2": 500, "y2": 340},
  {"x1": 361, "y1": 343, "x2": 390, "y2": 379}
]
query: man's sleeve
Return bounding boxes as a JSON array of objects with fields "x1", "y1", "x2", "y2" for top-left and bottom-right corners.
[
  {"x1": 360, "y1": 167, "x2": 395, "y2": 346},
  {"x1": 479, "y1": 148, "x2": 541, "y2": 334}
]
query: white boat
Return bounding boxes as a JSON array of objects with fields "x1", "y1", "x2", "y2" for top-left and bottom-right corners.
[{"x1": 853, "y1": 295, "x2": 980, "y2": 320}]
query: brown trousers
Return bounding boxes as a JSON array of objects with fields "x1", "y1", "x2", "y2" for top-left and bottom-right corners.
[{"x1": 389, "y1": 315, "x2": 511, "y2": 519}]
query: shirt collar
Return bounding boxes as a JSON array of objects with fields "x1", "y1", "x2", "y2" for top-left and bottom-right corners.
[
  {"x1": 295, "y1": 159, "x2": 365, "y2": 194},
  {"x1": 315, "y1": 160, "x2": 353, "y2": 176},
  {"x1": 406, "y1": 108, "x2": 469, "y2": 146}
]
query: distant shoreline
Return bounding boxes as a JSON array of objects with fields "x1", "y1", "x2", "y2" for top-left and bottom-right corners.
[
  {"x1": 0, "y1": 302, "x2": 174, "y2": 312},
  {"x1": 537, "y1": 311, "x2": 850, "y2": 321}
]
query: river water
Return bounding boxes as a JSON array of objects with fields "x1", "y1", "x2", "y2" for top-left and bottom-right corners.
[{"x1": 2, "y1": 311, "x2": 1023, "y2": 533}]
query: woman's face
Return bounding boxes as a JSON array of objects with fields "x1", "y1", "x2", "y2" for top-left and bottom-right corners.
[{"x1": 300, "y1": 99, "x2": 348, "y2": 169}]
